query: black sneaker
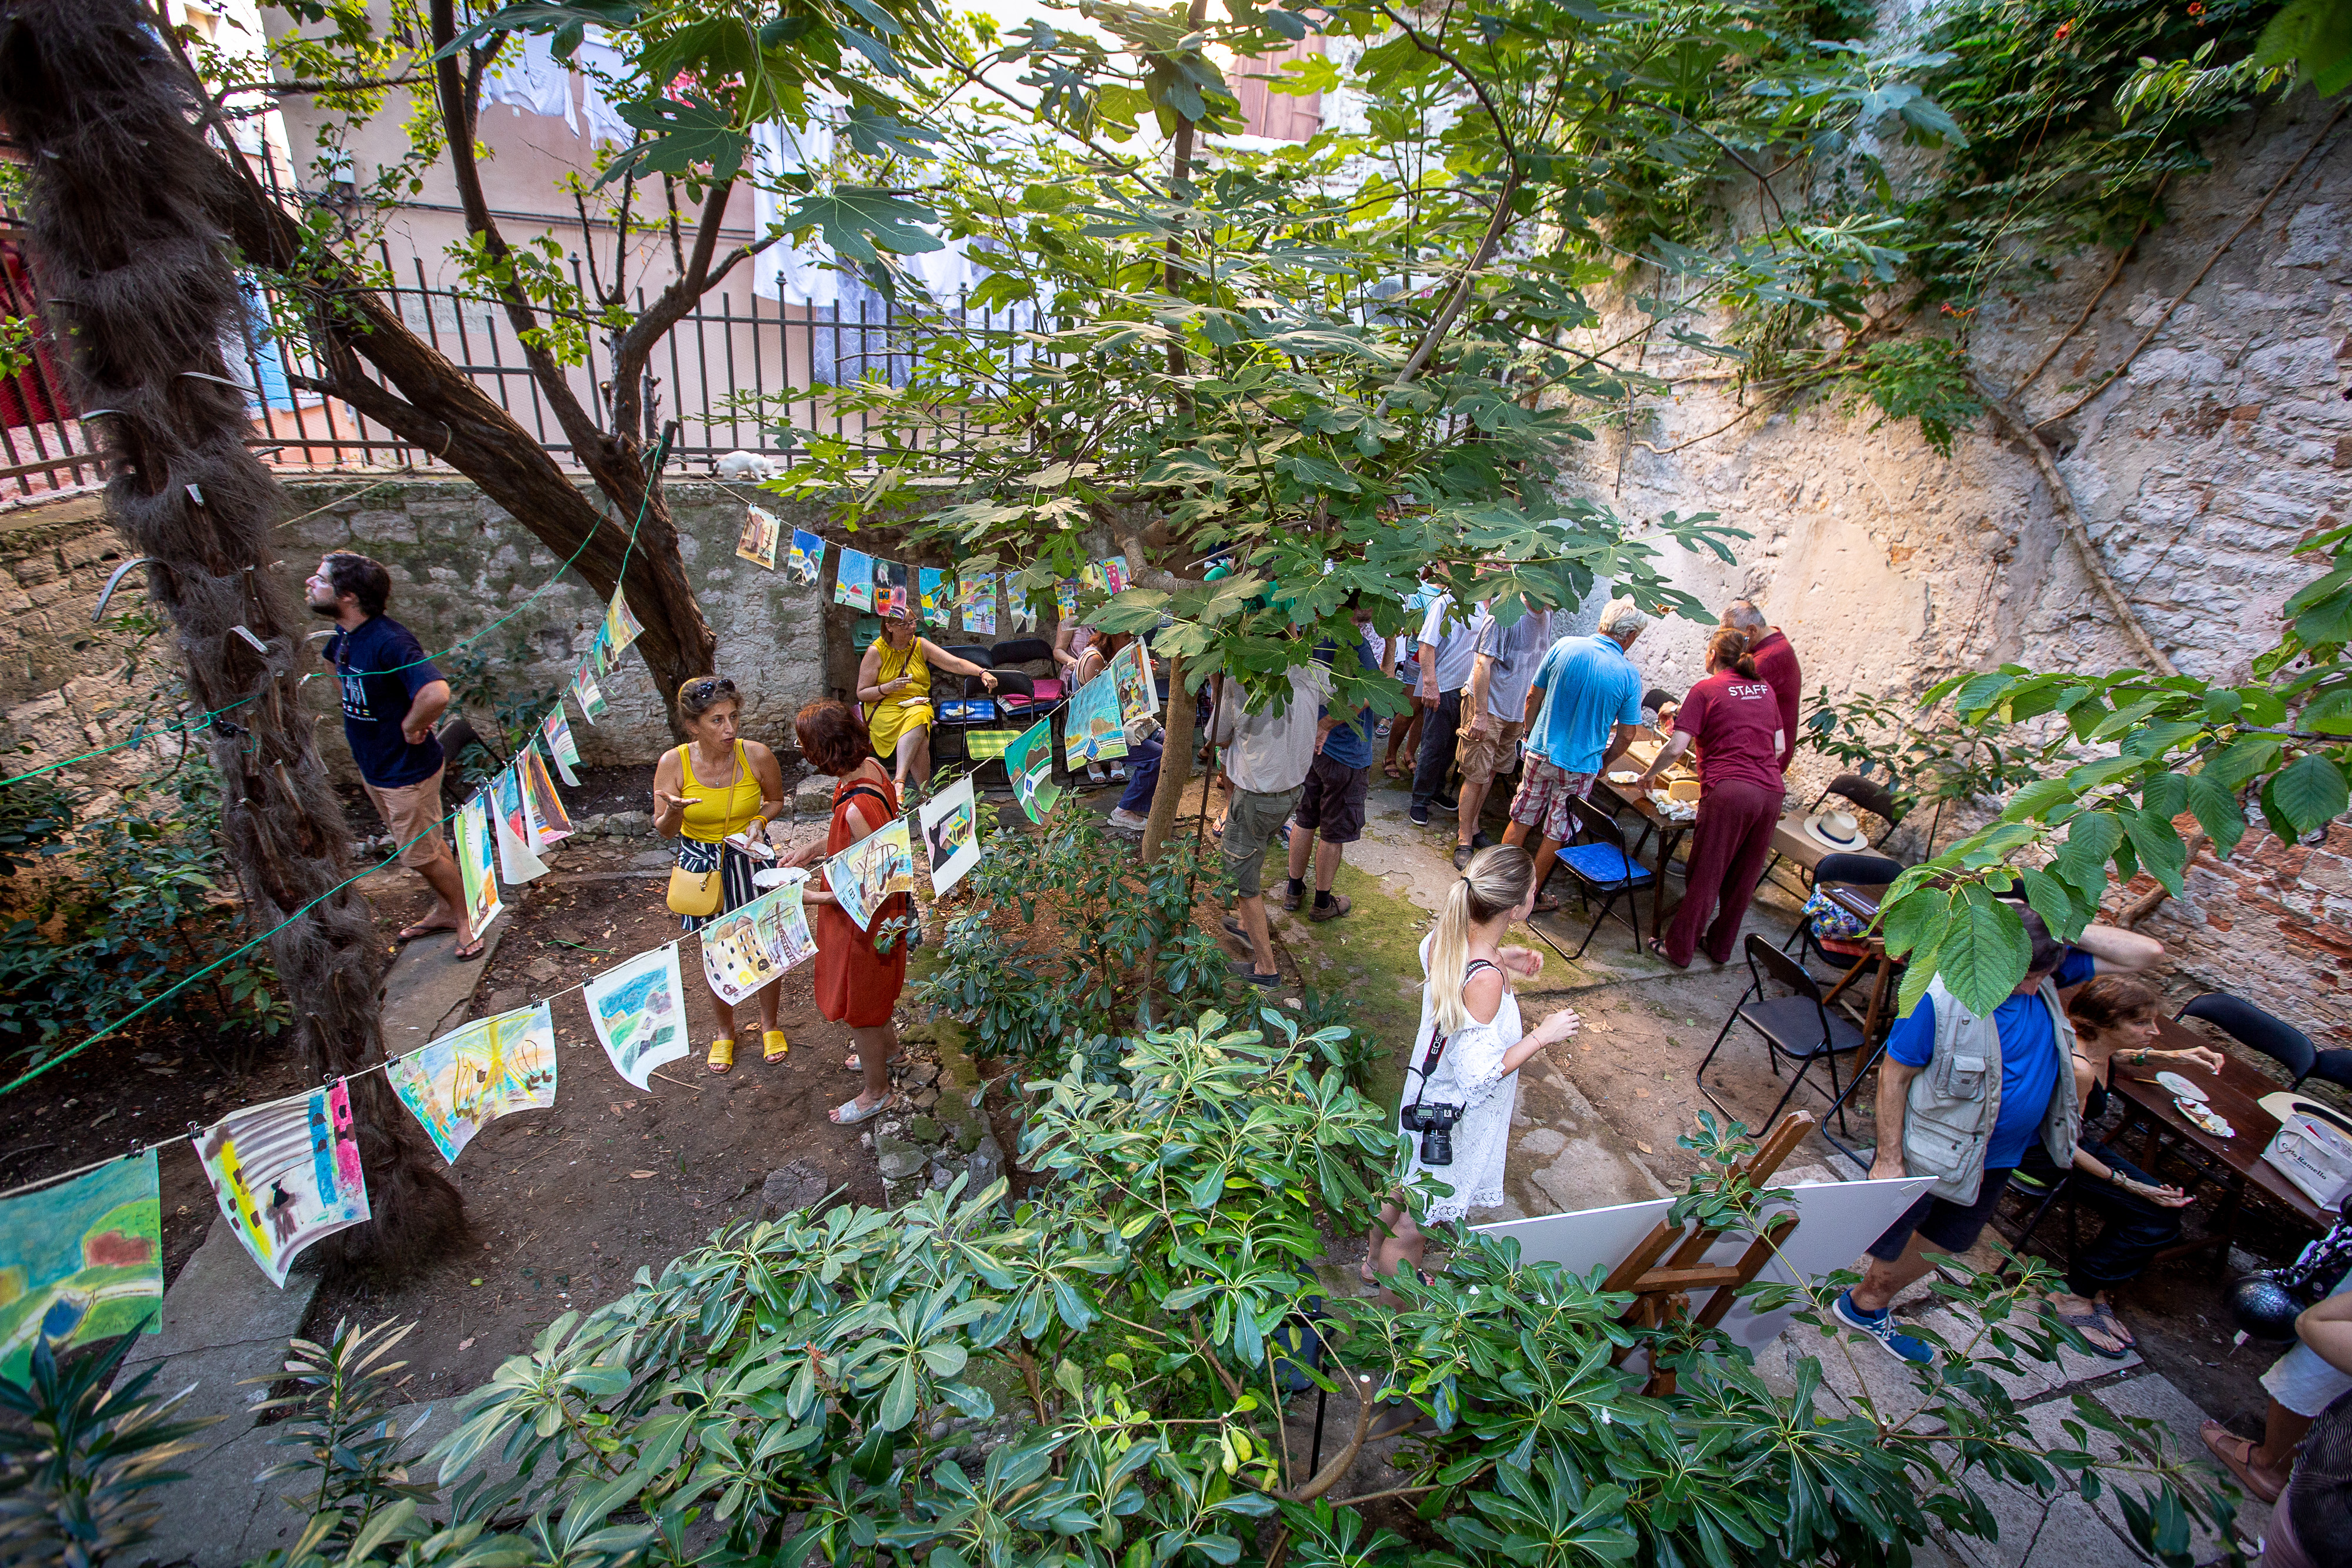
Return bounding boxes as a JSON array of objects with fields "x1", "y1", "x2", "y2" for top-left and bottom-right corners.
[
  {"x1": 1231, "y1": 959, "x2": 1281, "y2": 987},
  {"x1": 1408, "y1": 804, "x2": 1431, "y2": 826},
  {"x1": 1433, "y1": 793, "x2": 1459, "y2": 811},
  {"x1": 1472, "y1": 830, "x2": 1495, "y2": 850}
]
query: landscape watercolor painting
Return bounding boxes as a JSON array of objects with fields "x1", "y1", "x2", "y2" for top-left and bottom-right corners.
[{"x1": 0, "y1": 1150, "x2": 162, "y2": 1382}]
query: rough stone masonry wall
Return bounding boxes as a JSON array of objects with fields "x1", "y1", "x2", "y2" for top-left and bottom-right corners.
[{"x1": 1588, "y1": 91, "x2": 2352, "y2": 1044}]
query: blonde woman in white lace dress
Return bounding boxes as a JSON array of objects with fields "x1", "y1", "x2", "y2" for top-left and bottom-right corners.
[{"x1": 1367, "y1": 844, "x2": 1581, "y2": 1290}]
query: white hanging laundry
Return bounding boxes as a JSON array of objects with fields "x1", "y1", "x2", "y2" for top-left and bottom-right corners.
[
  {"x1": 749, "y1": 113, "x2": 840, "y2": 306},
  {"x1": 574, "y1": 30, "x2": 634, "y2": 145},
  {"x1": 484, "y1": 32, "x2": 577, "y2": 135}
]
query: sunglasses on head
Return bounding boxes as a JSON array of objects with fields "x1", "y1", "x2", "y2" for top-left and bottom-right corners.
[{"x1": 687, "y1": 677, "x2": 736, "y2": 700}]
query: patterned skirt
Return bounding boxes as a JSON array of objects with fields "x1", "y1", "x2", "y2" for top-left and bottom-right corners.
[{"x1": 675, "y1": 838, "x2": 760, "y2": 933}]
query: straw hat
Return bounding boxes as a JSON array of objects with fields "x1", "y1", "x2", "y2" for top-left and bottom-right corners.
[{"x1": 1802, "y1": 808, "x2": 1867, "y2": 852}]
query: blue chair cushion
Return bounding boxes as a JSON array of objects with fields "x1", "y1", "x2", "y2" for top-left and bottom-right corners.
[
  {"x1": 1557, "y1": 842, "x2": 1655, "y2": 890},
  {"x1": 938, "y1": 698, "x2": 995, "y2": 723}
]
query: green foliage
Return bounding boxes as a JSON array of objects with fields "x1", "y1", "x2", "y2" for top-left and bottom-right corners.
[
  {"x1": 1800, "y1": 686, "x2": 2044, "y2": 836},
  {"x1": 1842, "y1": 340, "x2": 1984, "y2": 456},
  {"x1": 2259, "y1": 0, "x2": 2352, "y2": 96},
  {"x1": 915, "y1": 803, "x2": 1250, "y2": 1069},
  {"x1": 0, "y1": 766, "x2": 74, "y2": 880},
  {"x1": 440, "y1": 647, "x2": 560, "y2": 789},
  {"x1": 209, "y1": 1018, "x2": 2236, "y2": 1568},
  {"x1": 0, "y1": 1323, "x2": 216, "y2": 1568},
  {"x1": 0, "y1": 767, "x2": 289, "y2": 1065}
]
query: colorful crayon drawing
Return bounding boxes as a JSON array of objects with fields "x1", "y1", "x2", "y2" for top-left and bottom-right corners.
[
  {"x1": 917, "y1": 775, "x2": 981, "y2": 897},
  {"x1": 1054, "y1": 579, "x2": 1080, "y2": 618},
  {"x1": 873, "y1": 558, "x2": 911, "y2": 618},
  {"x1": 786, "y1": 529, "x2": 827, "y2": 588},
  {"x1": 0, "y1": 1151, "x2": 162, "y2": 1383},
  {"x1": 604, "y1": 589, "x2": 644, "y2": 657},
  {"x1": 583, "y1": 943, "x2": 689, "y2": 1091},
  {"x1": 1107, "y1": 641, "x2": 1159, "y2": 730},
  {"x1": 587, "y1": 623, "x2": 617, "y2": 680},
  {"x1": 1100, "y1": 557, "x2": 1128, "y2": 594},
  {"x1": 823, "y1": 820, "x2": 914, "y2": 931},
  {"x1": 962, "y1": 573, "x2": 998, "y2": 636},
  {"x1": 736, "y1": 505, "x2": 781, "y2": 570},
  {"x1": 1079, "y1": 560, "x2": 1107, "y2": 595},
  {"x1": 456, "y1": 794, "x2": 503, "y2": 934},
  {"x1": 696, "y1": 884, "x2": 817, "y2": 1007},
  {"x1": 193, "y1": 1080, "x2": 371, "y2": 1289},
  {"x1": 1064, "y1": 672, "x2": 1130, "y2": 763},
  {"x1": 1004, "y1": 717, "x2": 1061, "y2": 824},
  {"x1": 540, "y1": 707, "x2": 583, "y2": 786},
  {"x1": 389, "y1": 1002, "x2": 558, "y2": 1164},
  {"x1": 833, "y1": 547, "x2": 874, "y2": 609},
  {"x1": 572, "y1": 668, "x2": 607, "y2": 724},
  {"x1": 490, "y1": 766, "x2": 549, "y2": 884},
  {"x1": 918, "y1": 567, "x2": 947, "y2": 627},
  {"x1": 520, "y1": 743, "x2": 574, "y2": 848}
]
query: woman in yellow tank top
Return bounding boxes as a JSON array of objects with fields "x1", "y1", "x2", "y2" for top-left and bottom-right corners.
[
  {"x1": 858, "y1": 609, "x2": 999, "y2": 793},
  {"x1": 652, "y1": 676, "x2": 787, "y2": 1075}
]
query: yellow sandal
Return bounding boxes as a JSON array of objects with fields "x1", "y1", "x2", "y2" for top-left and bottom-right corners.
[
  {"x1": 707, "y1": 1036, "x2": 735, "y2": 1075},
  {"x1": 762, "y1": 1029, "x2": 790, "y2": 1064}
]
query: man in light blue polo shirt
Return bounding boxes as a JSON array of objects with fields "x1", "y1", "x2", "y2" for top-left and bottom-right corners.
[{"x1": 1504, "y1": 600, "x2": 1650, "y2": 905}]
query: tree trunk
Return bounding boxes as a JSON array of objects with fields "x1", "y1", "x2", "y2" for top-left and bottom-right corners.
[{"x1": 0, "y1": 0, "x2": 463, "y2": 1269}]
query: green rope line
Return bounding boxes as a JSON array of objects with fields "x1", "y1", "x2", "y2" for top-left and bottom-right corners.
[
  {"x1": 0, "y1": 432, "x2": 674, "y2": 1095},
  {"x1": 0, "y1": 429, "x2": 675, "y2": 791}
]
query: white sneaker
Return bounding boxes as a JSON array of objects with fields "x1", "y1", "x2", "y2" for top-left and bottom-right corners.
[{"x1": 1107, "y1": 807, "x2": 1151, "y2": 832}]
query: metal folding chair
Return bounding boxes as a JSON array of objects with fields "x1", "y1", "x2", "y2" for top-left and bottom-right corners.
[
  {"x1": 1696, "y1": 934, "x2": 1871, "y2": 1138},
  {"x1": 1554, "y1": 795, "x2": 1657, "y2": 958}
]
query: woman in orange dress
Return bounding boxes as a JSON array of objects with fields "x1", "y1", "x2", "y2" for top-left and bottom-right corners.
[{"x1": 787, "y1": 700, "x2": 909, "y2": 1124}]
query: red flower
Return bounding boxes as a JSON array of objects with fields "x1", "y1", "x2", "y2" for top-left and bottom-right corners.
[
  {"x1": 2189, "y1": 2, "x2": 2204, "y2": 13},
  {"x1": 2054, "y1": 21, "x2": 2072, "y2": 39}
]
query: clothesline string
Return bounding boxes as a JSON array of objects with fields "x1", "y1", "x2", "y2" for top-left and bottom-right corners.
[{"x1": 0, "y1": 433, "x2": 674, "y2": 1095}]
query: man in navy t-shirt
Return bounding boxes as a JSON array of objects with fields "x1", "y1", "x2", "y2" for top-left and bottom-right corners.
[
  {"x1": 1282, "y1": 619, "x2": 1389, "y2": 922},
  {"x1": 309, "y1": 553, "x2": 478, "y2": 959},
  {"x1": 1833, "y1": 906, "x2": 2164, "y2": 1363}
]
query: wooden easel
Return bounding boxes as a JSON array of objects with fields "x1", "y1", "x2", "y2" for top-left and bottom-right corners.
[{"x1": 1599, "y1": 1109, "x2": 1816, "y2": 1395}]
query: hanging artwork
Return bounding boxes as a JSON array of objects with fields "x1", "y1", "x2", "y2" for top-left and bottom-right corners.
[
  {"x1": 834, "y1": 547, "x2": 874, "y2": 610},
  {"x1": 539, "y1": 707, "x2": 583, "y2": 787},
  {"x1": 456, "y1": 794, "x2": 503, "y2": 935},
  {"x1": 823, "y1": 820, "x2": 916, "y2": 931},
  {"x1": 490, "y1": 765, "x2": 550, "y2": 883},
  {"x1": 735, "y1": 505, "x2": 781, "y2": 570},
  {"x1": 958, "y1": 573, "x2": 997, "y2": 636},
  {"x1": 1004, "y1": 717, "x2": 1061, "y2": 824},
  {"x1": 786, "y1": 529, "x2": 826, "y2": 588},
  {"x1": 1107, "y1": 641, "x2": 1159, "y2": 730},
  {"x1": 1100, "y1": 557, "x2": 1128, "y2": 594},
  {"x1": 520, "y1": 743, "x2": 574, "y2": 848},
  {"x1": 1080, "y1": 560, "x2": 1107, "y2": 595},
  {"x1": 917, "y1": 775, "x2": 981, "y2": 897},
  {"x1": 572, "y1": 668, "x2": 608, "y2": 724},
  {"x1": 587, "y1": 623, "x2": 617, "y2": 680},
  {"x1": 583, "y1": 943, "x2": 690, "y2": 1091},
  {"x1": 873, "y1": 558, "x2": 911, "y2": 618},
  {"x1": 1064, "y1": 673, "x2": 1130, "y2": 762},
  {"x1": 0, "y1": 1151, "x2": 162, "y2": 1383},
  {"x1": 389, "y1": 1002, "x2": 558, "y2": 1165},
  {"x1": 918, "y1": 567, "x2": 947, "y2": 627},
  {"x1": 696, "y1": 884, "x2": 817, "y2": 1007},
  {"x1": 193, "y1": 1080, "x2": 371, "y2": 1289},
  {"x1": 604, "y1": 588, "x2": 644, "y2": 657},
  {"x1": 1054, "y1": 579, "x2": 1080, "y2": 619}
]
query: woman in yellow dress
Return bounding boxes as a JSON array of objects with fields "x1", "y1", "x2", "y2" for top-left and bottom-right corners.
[{"x1": 858, "y1": 609, "x2": 998, "y2": 793}]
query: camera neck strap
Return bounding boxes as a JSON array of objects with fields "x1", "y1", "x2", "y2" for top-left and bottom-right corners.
[{"x1": 1407, "y1": 958, "x2": 1502, "y2": 1115}]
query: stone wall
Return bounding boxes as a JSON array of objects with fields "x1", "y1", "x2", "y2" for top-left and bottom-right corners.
[{"x1": 1586, "y1": 91, "x2": 2352, "y2": 1043}]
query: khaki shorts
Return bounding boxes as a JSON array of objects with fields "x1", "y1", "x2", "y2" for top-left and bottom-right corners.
[
  {"x1": 362, "y1": 767, "x2": 452, "y2": 870},
  {"x1": 1222, "y1": 785, "x2": 1301, "y2": 897},
  {"x1": 1455, "y1": 718, "x2": 1526, "y2": 787}
]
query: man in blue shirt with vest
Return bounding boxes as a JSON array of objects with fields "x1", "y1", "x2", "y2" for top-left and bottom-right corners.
[
  {"x1": 1834, "y1": 905, "x2": 2163, "y2": 1364},
  {"x1": 1505, "y1": 600, "x2": 1651, "y2": 908},
  {"x1": 309, "y1": 551, "x2": 479, "y2": 960},
  {"x1": 1282, "y1": 616, "x2": 1389, "y2": 922}
]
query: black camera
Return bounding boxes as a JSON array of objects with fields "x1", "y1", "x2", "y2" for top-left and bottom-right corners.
[{"x1": 1401, "y1": 1099, "x2": 1464, "y2": 1166}]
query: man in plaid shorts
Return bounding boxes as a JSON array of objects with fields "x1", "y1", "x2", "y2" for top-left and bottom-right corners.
[{"x1": 1504, "y1": 600, "x2": 1651, "y2": 911}]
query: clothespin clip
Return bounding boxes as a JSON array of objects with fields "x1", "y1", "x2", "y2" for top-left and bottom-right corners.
[
  {"x1": 230, "y1": 625, "x2": 270, "y2": 654},
  {"x1": 185, "y1": 483, "x2": 205, "y2": 506}
]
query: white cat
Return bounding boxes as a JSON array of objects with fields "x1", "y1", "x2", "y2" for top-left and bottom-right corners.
[{"x1": 713, "y1": 450, "x2": 777, "y2": 481}]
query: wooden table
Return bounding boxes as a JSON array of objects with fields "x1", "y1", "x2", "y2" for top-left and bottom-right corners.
[
  {"x1": 2105, "y1": 1016, "x2": 2335, "y2": 1264},
  {"x1": 1592, "y1": 775, "x2": 1693, "y2": 946}
]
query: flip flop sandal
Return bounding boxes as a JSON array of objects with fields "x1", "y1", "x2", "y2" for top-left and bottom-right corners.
[
  {"x1": 707, "y1": 1037, "x2": 735, "y2": 1075},
  {"x1": 843, "y1": 1052, "x2": 909, "y2": 1072},
  {"x1": 2200, "y1": 1421, "x2": 2286, "y2": 1504},
  {"x1": 1530, "y1": 893, "x2": 1562, "y2": 914},
  {"x1": 830, "y1": 1092, "x2": 903, "y2": 1125},
  {"x1": 451, "y1": 935, "x2": 488, "y2": 962},
  {"x1": 2047, "y1": 1302, "x2": 2129, "y2": 1360},
  {"x1": 1645, "y1": 938, "x2": 1687, "y2": 969},
  {"x1": 393, "y1": 922, "x2": 454, "y2": 944},
  {"x1": 2092, "y1": 1301, "x2": 2137, "y2": 1350},
  {"x1": 762, "y1": 1029, "x2": 790, "y2": 1064}
]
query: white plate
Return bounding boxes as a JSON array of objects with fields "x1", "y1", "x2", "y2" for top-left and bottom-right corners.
[
  {"x1": 2155, "y1": 1071, "x2": 2208, "y2": 1102},
  {"x1": 724, "y1": 831, "x2": 777, "y2": 859},
  {"x1": 1606, "y1": 771, "x2": 1642, "y2": 784},
  {"x1": 2177, "y1": 1096, "x2": 2234, "y2": 1138},
  {"x1": 751, "y1": 865, "x2": 808, "y2": 890}
]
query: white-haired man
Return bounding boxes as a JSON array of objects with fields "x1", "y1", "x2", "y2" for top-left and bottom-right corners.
[
  {"x1": 1503, "y1": 600, "x2": 1651, "y2": 907},
  {"x1": 1722, "y1": 599, "x2": 1800, "y2": 771}
]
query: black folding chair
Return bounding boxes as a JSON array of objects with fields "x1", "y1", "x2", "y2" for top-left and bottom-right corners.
[
  {"x1": 1696, "y1": 934, "x2": 1871, "y2": 1138},
  {"x1": 1785, "y1": 852, "x2": 1903, "y2": 959},
  {"x1": 2177, "y1": 992, "x2": 2316, "y2": 1085},
  {"x1": 1992, "y1": 1165, "x2": 2083, "y2": 1279},
  {"x1": 961, "y1": 670, "x2": 1035, "y2": 787},
  {"x1": 1553, "y1": 795, "x2": 1656, "y2": 958}
]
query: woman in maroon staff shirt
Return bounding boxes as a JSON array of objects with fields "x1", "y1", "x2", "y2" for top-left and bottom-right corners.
[{"x1": 1632, "y1": 627, "x2": 1787, "y2": 967}]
